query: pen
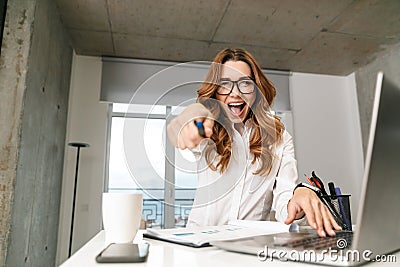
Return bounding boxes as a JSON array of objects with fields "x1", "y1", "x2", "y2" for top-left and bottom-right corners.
[
  {"x1": 311, "y1": 171, "x2": 329, "y2": 196},
  {"x1": 335, "y1": 187, "x2": 352, "y2": 231},
  {"x1": 328, "y1": 182, "x2": 341, "y2": 225},
  {"x1": 304, "y1": 174, "x2": 313, "y2": 186},
  {"x1": 328, "y1": 182, "x2": 337, "y2": 199},
  {"x1": 319, "y1": 192, "x2": 348, "y2": 230},
  {"x1": 298, "y1": 182, "x2": 347, "y2": 230},
  {"x1": 310, "y1": 172, "x2": 347, "y2": 230},
  {"x1": 194, "y1": 120, "x2": 206, "y2": 138}
]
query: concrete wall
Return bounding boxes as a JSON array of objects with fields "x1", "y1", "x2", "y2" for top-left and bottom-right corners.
[
  {"x1": 355, "y1": 43, "x2": 400, "y2": 154},
  {"x1": 0, "y1": 0, "x2": 35, "y2": 264},
  {"x1": 56, "y1": 55, "x2": 109, "y2": 265},
  {"x1": 0, "y1": 0, "x2": 72, "y2": 266},
  {"x1": 290, "y1": 72, "x2": 364, "y2": 222}
]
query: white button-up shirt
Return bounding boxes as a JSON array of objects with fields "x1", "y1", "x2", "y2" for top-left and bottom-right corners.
[{"x1": 187, "y1": 125, "x2": 298, "y2": 227}]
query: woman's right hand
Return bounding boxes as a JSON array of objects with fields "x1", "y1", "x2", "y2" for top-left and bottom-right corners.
[{"x1": 167, "y1": 103, "x2": 214, "y2": 149}]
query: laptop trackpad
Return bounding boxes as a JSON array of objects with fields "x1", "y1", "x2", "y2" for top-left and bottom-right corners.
[{"x1": 253, "y1": 232, "x2": 318, "y2": 247}]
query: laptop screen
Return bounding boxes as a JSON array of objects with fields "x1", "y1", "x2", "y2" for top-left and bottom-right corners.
[{"x1": 353, "y1": 72, "x2": 400, "y2": 256}]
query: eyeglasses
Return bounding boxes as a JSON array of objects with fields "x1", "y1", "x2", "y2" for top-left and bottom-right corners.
[{"x1": 216, "y1": 78, "x2": 256, "y2": 95}]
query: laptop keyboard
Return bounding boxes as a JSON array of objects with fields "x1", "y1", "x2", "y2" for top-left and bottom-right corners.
[{"x1": 279, "y1": 231, "x2": 353, "y2": 250}]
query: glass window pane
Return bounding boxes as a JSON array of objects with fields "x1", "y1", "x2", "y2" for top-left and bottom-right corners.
[
  {"x1": 108, "y1": 117, "x2": 138, "y2": 189},
  {"x1": 174, "y1": 148, "x2": 197, "y2": 227},
  {"x1": 109, "y1": 117, "x2": 166, "y2": 190},
  {"x1": 108, "y1": 104, "x2": 199, "y2": 229},
  {"x1": 171, "y1": 104, "x2": 192, "y2": 115},
  {"x1": 108, "y1": 116, "x2": 166, "y2": 228},
  {"x1": 174, "y1": 149, "x2": 197, "y2": 188}
]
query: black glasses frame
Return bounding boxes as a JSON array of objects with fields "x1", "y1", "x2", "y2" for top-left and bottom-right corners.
[{"x1": 216, "y1": 78, "x2": 256, "y2": 95}]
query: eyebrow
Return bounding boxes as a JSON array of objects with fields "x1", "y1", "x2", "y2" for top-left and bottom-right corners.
[{"x1": 220, "y1": 76, "x2": 252, "y2": 81}]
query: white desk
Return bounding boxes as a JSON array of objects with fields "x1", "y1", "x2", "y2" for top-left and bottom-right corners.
[{"x1": 60, "y1": 230, "x2": 399, "y2": 267}]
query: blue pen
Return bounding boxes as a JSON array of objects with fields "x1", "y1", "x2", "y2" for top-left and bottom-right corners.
[
  {"x1": 335, "y1": 187, "x2": 352, "y2": 231},
  {"x1": 194, "y1": 121, "x2": 206, "y2": 138}
]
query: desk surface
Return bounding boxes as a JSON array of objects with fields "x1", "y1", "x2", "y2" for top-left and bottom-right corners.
[{"x1": 60, "y1": 230, "x2": 399, "y2": 267}]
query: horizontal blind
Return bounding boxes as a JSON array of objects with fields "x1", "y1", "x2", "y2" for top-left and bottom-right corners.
[{"x1": 101, "y1": 57, "x2": 291, "y2": 110}]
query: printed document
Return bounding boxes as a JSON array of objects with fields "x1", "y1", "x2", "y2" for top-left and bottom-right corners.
[{"x1": 144, "y1": 220, "x2": 295, "y2": 247}]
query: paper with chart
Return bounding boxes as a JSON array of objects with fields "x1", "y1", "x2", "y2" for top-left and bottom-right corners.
[{"x1": 144, "y1": 220, "x2": 293, "y2": 247}]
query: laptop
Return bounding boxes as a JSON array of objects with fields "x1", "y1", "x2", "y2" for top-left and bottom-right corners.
[{"x1": 211, "y1": 71, "x2": 400, "y2": 266}]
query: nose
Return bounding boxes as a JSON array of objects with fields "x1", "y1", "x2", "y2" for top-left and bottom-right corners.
[{"x1": 230, "y1": 81, "x2": 241, "y2": 96}]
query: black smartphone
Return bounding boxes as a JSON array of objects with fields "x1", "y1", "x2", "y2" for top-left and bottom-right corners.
[{"x1": 95, "y1": 243, "x2": 149, "y2": 263}]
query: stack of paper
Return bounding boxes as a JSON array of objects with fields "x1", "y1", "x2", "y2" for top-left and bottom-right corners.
[{"x1": 144, "y1": 220, "x2": 293, "y2": 247}]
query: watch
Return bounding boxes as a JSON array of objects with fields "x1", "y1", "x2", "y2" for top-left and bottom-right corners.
[{"x1": 294, "y1": 182, "x2": 321, "y2": 194}]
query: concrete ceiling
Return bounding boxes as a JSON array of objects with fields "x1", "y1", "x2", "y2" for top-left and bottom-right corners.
[{"x1": 55, "y1": 0, "x2": 400, "y2": 75}]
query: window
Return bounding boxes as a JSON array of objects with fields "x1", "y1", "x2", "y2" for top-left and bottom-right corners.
[
  {"x1": 101, "y1": 59, "x2": 292, "y2": 229},
  {"x1": 107, "y1": 103, "x2": 197, "y2": 228}
]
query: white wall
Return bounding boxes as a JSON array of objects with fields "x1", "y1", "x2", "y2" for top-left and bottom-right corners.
[
  {"x1": 56, "y1": 54, "x2": 109, "y2": 265},
  {"x1": 290, "y1": 72, "x2": 364, "y2": 222}
]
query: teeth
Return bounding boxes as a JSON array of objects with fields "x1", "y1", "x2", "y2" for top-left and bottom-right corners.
[
  {"x1": 228, "y1": 102, "x2": 245, "y2": 115},
  {"x1": 228, "y1": 102, "x2": 244, "y2": 106}
]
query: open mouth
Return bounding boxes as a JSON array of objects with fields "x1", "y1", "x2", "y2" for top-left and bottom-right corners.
[{"x1": 228, "y1": 102, "x2": 246, "y2": 116}]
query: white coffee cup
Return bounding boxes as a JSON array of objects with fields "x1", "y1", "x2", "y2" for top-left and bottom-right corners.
[{"x1": 102, "y1": 192, "x2": 143, "y2": 244}]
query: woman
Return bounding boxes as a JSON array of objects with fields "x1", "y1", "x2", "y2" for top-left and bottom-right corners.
[{"x1": 167, "y1": 48, "x2": 340, "y2": 237}]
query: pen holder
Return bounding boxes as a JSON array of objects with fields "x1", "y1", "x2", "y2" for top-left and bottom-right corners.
[{"x1": 321, "y1": 195, "x2": 352, "y2": 231}]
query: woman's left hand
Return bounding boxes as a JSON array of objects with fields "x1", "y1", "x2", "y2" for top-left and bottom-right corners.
[{"x1": 284, "y1": 187, "x2": 342, "y2": 237}]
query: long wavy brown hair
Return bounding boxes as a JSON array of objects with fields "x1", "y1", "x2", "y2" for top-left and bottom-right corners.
[{"x1": 197, "y1": 48, "x2": 285, "y2": 176}]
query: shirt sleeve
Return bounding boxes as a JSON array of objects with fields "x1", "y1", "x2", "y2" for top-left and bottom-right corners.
[{"x1": 272, "y1": 131, "x2": 299, "y2": 222}]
